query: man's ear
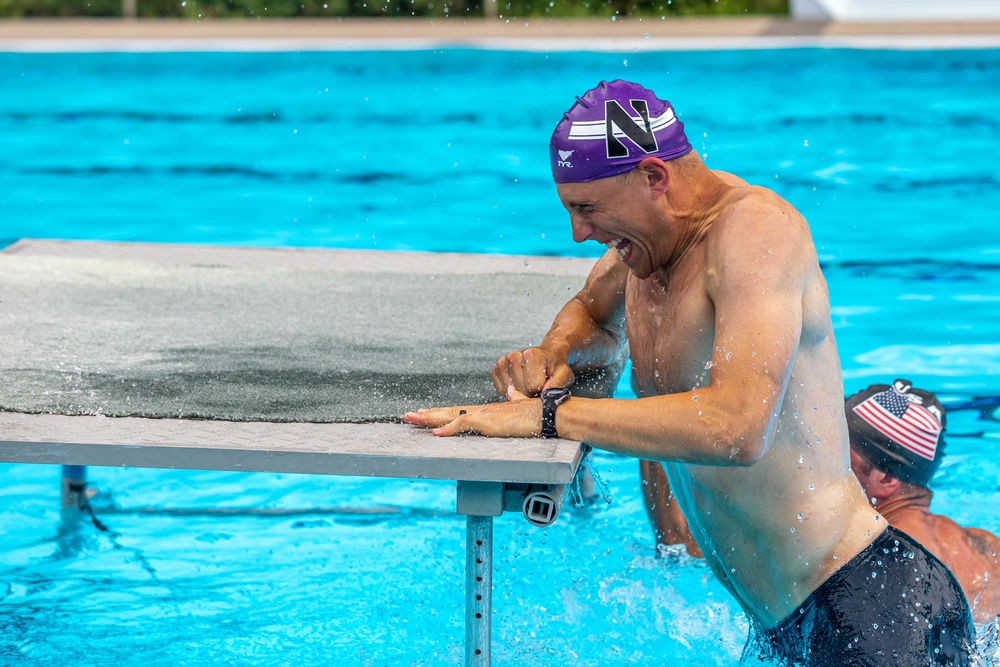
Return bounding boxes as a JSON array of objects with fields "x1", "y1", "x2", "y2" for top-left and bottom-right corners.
[
  {"x1": 637, "y1": 157, "x2": 669, "y2": 196},
  {"x1": 872, "y1": 470, "x2": 901, "y2": 500}
]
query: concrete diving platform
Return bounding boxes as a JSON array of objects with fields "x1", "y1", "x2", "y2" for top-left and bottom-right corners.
[{"x1": 0, "y1": 238, "x2": 607, "y2": 667}]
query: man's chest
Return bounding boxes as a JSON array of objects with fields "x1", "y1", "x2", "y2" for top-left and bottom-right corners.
[{"x1": 625, "y1": 267, "x2": 716, "y2": 396}]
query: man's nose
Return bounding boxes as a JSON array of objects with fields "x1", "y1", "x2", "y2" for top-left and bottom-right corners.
[{"x1": 570, "y1": 219, "x2": 594, "y2": 244}]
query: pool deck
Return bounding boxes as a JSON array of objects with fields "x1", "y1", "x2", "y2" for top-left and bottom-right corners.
[{"x1": 2, "y1": 16, "x2": 1000, "y2": 50}]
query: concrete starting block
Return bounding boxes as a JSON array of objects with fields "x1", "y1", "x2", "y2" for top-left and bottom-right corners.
[{"x1": 0, "y1": 239, "x2": 604, "y2": 666}]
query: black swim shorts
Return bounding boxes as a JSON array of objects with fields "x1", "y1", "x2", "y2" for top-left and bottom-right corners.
[{"x1": 748, "y1": 526, "x2": 977, "y2": 667}]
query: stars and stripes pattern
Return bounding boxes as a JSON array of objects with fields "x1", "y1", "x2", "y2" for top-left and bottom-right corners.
[{"x1": 853, "y1": 385, "x2": 942, "y2": 461}]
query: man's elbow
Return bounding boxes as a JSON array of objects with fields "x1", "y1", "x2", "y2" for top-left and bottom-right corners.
[
  {"x1": 706, "y1": 391, "x2": 778, "y2": 466},
  {"x1": 729, "y1": 442, "x2": 766, "y2": 467},
  {"x1": 711, "y1": 422, "x2": 769, "y2": 467}
]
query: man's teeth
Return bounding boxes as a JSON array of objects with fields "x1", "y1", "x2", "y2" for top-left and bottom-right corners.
[{"x1": 605, "y1": 238, "x2": 629, "y2": 260}]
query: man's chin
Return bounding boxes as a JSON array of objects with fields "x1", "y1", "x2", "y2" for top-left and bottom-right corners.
[
  {"x1": 628, "y1": 264, "x2": 652, "y2": 280},
  {"x1": 623, "y1": 255, "x2": 651, "y2": 279}
]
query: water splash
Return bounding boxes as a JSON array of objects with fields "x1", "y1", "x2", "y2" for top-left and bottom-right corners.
[
  {"x1": 977, "y1": 618, "x2": 999, "y2": 666},
  {"x1": 582, "y1": 455, "x2": 613, "y2": 506}
]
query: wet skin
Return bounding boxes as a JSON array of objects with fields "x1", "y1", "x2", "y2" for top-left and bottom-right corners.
[
  {"x1": 405, "y1": 155, "x2": 883, "y2": 628},
  {"x1": 647, "y1": 447, "x2": 1000, "y2": 624},
  {"x1": 851, "y1": 450, "x2": 1000, "y2": 624}
]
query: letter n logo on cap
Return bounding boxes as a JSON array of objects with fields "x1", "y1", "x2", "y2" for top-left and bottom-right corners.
[{"x1": 605, "y1": 99, "x2": 658, "y2": 159}]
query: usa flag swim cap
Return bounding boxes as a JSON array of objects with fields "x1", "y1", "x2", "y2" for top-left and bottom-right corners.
[
  {"x1": 845, "y1": 379, "x2": 947, "y2": 488},
  {"x1": 550, "y1": 80, "x2": 692, "y2": 184}
]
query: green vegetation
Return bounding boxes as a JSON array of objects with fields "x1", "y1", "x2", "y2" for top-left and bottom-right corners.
[{"x1": 0, "y1": 0, "x2": 786, "y2": 18}]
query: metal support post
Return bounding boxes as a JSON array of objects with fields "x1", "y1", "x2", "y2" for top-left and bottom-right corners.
[
  {"x1": 456, "y1": 481, "x2": 504, "y2": 666},
  {"x1": 465, "y1": 514, "x2": 493, "y2": 667}
]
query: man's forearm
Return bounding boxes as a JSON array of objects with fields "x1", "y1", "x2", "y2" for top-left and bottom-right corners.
[
  {"x1": 554, "y1": 385, "x2": 777, "y2": 467},
  {"x1": 640, "y1": 460, "x2": 703, "y2": 557},
  {"x1": 541, "y1": 297, "x2": 627, "y2": 378}
]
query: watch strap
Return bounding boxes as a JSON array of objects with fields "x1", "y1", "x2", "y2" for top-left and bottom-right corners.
[{"x1": 540, "y1": 388, "x2": 571, "y2": 439}]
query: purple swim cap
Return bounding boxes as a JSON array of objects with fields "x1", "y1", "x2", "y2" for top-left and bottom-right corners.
[{"x1": 550, "y1": 80, "x2": 692, "y2": 184}]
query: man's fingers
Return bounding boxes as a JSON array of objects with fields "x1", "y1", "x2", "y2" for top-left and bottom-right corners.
[
  {"x1": 542, "y1": 363, "x2": 575, "y2": 391},
  {"x1": 507, "y1": 385, "x2": 530, "y2": 402},
  {"x1": 491, "y1": 358, "x2": 511, "y2": 397},
  {"x1": 507, "y1": 352, "x2": 536, "y2": 396},
  {"x1": 404, "y1": 406, "x2": 469, "y2": 436},
  {"x1": 406, "y1": 397, "x2": 542, "y2": 439},
  {"x1": 403, "y1": 407, "x2": 468, "y2": 428},
  {"x1": 431, "y1": 416, "x2": 465, "y2": 437},
  {"x1": 519, "y1": 349, "x2": 550, "y2": 394},
  {"x1": 493, "y1": 348, "x2": 571, "y2": 397}
]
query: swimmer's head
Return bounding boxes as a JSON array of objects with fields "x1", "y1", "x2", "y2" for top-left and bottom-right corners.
[
  {"x1": 845, "y1": 379, "x2": 947, "y2": 489},
  {"x1": 550, "y1": 80, "x2": 693, "y2": 184}
]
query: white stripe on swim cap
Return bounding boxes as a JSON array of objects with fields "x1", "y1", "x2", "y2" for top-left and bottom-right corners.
[{"x1": 566, "y1": 108, "x2": 678, "y2": 140}]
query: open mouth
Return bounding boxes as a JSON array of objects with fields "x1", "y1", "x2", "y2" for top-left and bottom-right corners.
[{"x1": 605, "y1": 238, "x2": 632, "y2": 262}]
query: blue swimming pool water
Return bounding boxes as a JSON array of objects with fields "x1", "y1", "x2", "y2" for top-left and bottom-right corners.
[{"x1": 1, "y1": 47, "x2": 998, "y2": 666}]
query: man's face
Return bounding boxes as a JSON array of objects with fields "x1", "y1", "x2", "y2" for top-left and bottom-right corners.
[
  {"x1": 555, "y1": 174, "x2": 658, "y2": 279},
  {"x1": 849, "y1": 448, "x2": 879, "y2": 506}
]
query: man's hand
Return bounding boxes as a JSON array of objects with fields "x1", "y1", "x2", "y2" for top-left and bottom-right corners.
[
  {"x1": 491, "y1": 347, "x2": 575, "y2": 398},
  {"x1": 404, "y1": 386, "x2": 543, "y2": 438}
]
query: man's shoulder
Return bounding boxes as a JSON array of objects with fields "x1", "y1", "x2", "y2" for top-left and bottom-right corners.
[
  {"x1": 964, "y1": 526, "x2": 1000, "y2": 564},
  {"x1": 711, "y1": 169, "x2": 750, "y2": 187},
  {"x1": 706, "y1": 187, "x2": 813, "y2": 261},
  {"x1": 896, "y1": 511, "x2": 998, "y2": 559},
  {"x1": 719, "y1": 186, "x2": 797, "y2": 220}
]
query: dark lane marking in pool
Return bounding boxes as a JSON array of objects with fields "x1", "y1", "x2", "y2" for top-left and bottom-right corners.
[{"x1": 820, "y1": 259, "x2": 1000, "y2": 282}]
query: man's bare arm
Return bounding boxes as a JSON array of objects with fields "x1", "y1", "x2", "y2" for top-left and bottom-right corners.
[
  {"x1": 639, "y1": 460, "x2": 703, "y2": 557},
  {"x1": 965, "y1": 527, "x2": 1000, "y2": 620},
  {"x1": 415, "y1": 195, "x2": 811, "y2": 467},
  {"x1": 966, "y1": 527, "x2": 1000, "y2": 566},
  {"x1": 491, "y1": 249, "x2": 629, "y2": 397},
  {"x1": 550, "y1": 197, "x2": 807, "y2": 465}
]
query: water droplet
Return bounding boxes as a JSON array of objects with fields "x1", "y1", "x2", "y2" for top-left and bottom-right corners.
[{"x1": 797, "y1": 513, "x2": 804, "y2": 522}]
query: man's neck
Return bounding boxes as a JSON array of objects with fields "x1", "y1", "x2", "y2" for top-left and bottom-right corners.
[
  {"x1": 876, "y1": 483, "x2": 933, "y2": 522},
  {"x1": 660, "y1": 172, "x2": 734, "y2": 270}
]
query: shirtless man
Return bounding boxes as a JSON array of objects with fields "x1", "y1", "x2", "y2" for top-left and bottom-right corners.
[
  {"x1": 404, "y1": 80, "x2": 976, "y2": 664},
  {"x1": 647, "y1": 378, "x2": 1000, "y2": 625},
  {"x1": 848, "y1": 380, "x2": 1000, "y2": 623}
]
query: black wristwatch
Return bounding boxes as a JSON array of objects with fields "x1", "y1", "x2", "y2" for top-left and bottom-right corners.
[{"x1": 540, "y1": 387, "x2": 571, "y2": 439}]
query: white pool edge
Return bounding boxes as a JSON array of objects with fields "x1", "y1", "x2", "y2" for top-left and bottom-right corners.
[{"x1": 3, "y1": 34, "x2": 1000, "y2": 52}]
